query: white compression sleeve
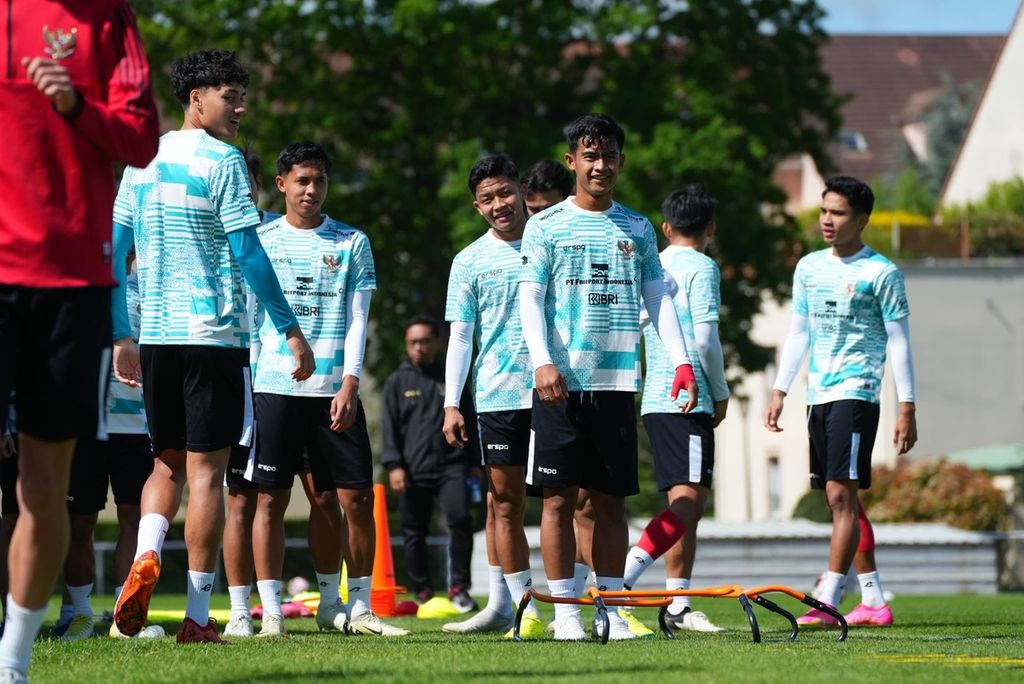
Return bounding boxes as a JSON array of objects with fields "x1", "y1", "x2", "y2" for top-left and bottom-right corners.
[
  {"x1": 885, "y1": 317, "x2": 916, "y2": 403},
  {"x1": 519, "y1": 281, "x2": 553, "y2": 369},
  {"x1": 772, "y1": 314, "x2": 810, "y2": 394},
  {"x1": 693, "y1": 322, "x2": 730, "y2": 402},
  {"x1": 444, "y1": 320, "x2": 475, "y2": 408},
  {"x1": 639, "y1": 270, "x2": 678, "y2": 329},
  {"x1": 342, "y1": 290, "x2": 372, "y2": 379},
  {"x1": 642, "y1": 277, "x2": 691, "y2": 367}
]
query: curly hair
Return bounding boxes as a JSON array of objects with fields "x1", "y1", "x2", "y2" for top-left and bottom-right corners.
[{"x1": 170, "y1": 49, "x2": 249, "y2": 107}]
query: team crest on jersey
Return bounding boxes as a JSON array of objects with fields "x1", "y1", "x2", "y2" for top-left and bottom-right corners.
[
  {"x1": 617, "y1": 239, "x2": 636, "y2": 258},
  {"x1": 322, "y1": 254, "x2": 341, "y2": 272},
  {"x1": 844, "y1": 282, "x2": 856, "y2": 295},
  {"x1": 42, "y1": 25, "x2": 77, "y2": 60}
]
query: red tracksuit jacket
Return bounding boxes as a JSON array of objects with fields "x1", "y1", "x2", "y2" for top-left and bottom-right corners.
[{"x1": 0, "y1": 0, "x2": 159, "y2": 288}]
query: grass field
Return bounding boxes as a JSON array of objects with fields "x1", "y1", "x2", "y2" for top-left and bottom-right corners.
[{"x1": 26, "y1": 593, "x2": 1024, "y2": 683}]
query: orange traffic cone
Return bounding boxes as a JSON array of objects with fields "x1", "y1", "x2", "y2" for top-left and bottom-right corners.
[{"x1": 370, "y1": 482, "x2": 398, "y2": 616}]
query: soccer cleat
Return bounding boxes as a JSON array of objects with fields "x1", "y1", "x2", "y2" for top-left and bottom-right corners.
[
  {"x1": 257, "y1": 613, "x2": 287, "y2": 638},
  {"x1": 347, "y1": 611, "x2": 410, "y2": 636},
  {"x1": 619, "y1": 608, "x2": 655, "y2": 638},
  {"x1": 109, "y1": 621, "x2": 164, "y2": 639},
  {"x1": 443, "y1": 607, "x2": 513, "y2": 634},
  {"x1": 503, "y1": 612, "x2": 545, "y2": 640},
  {"x1": 552, "y1": 613, "x2": 587, "y2": 641},
  {"x1": 0, "y1": 667, "x2": 27, "y2": 684},
  {"x1": 595, "y1": 613, "x2": 639, "y2": 641},
  {"x1": 176, "y1": 617, "x2": 228, "y2": 644},
  {"x1": 844, "y1": 603, "x2": 893, "y2": 627},
  {"x1": 315, "y1": 598, "x2": 349, "y2": 633},
  {"x1": 52, "y1": 615, "x2": 72, "y2": 638},
  {"x1": 665, "y1": 608, "x2": 726, "y2": 633},
  {"x1": 114, "y1": 551, "x2": 160, "y2": 637},
  {"x1": 448, "y1": 586, "x2": 479, "y2": 614},
  {"x1": 224, "y1": 613, "x2": 255, "y2": 638},
  {"x1": 796, "y1": 606, "x2": 840, "y2": 628},
  {"x1": 60, "y1": 614, "x2": 95, "y2": 641}
]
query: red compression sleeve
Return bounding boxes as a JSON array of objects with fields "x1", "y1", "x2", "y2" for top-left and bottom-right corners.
[
  {"x1": 636, "y1": 509, "x2": 687, "y2": 560},
  {"x1": 857, "y1": 500, "x2": 875, "y2": 553}
]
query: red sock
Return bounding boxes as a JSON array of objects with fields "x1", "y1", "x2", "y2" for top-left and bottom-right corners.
[
  {"x1": 856, "y1": 501, "x2": 875, "y2": 553},
  {"x1": 636, "y1": 509, "x2": 687, "y2": 560}
]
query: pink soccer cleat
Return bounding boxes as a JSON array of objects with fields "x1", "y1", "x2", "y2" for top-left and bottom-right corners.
[
  {"x1": 844, "y1": 603, "x2": 893, "y2": 627},
  {"x1": 796, "y1": 606, "x2": 840, "y2": 628}
]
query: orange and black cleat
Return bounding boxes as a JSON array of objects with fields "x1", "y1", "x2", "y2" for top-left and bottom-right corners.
[{"x1": 114, "y1": 550, "x2": 160, "y2": 637}]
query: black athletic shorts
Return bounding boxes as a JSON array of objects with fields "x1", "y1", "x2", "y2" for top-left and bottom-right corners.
[
  {"x1": 807, "y1": 399, "x2": 880, "y2": 490},
  {"x1": 643, "y1": 412, "x2": 715, "y2": 491},
  {"x1": 0, "y1": 446, "x2": 18, "y2": 516},
  {"x1": 225, "y1": 442, "x2": 258, "y2": 491},
  {"x1": 140, "y1": 345, "x2": 251, "y2": 454},
  {"x1": 526, "y1": 391, "x2": 639, "y2": 497},
  {"x1": 66, "y1": 434, "x2": 153, "y2": 515},
  {"x1": 0, "y1": 286, "x2": 111, "y2": 441},
  {"x1": 477, "y1": 409, "x2": 531, "y2": 467},
  {"x1": 252, "y1": 393, "x2": 373, "y2": 491}
]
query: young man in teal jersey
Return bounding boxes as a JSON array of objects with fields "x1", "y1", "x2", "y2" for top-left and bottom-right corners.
[
  {"x1": 442, "y1": 155, "x2": 544, "y2": 637},
  {"x1": 620, "y1": 185, "x2": 729, "y2": 633},
  {"x1": 247, "y1": 141, "x2": 407, "y2": 638},
  {"x1": 765, "y1": 176, "x2": 917, "y2": 628},
  {"x1": 110, "y1": 49, "x2": 315, "y2": 644},
  {"x1": 518, "y1": 114, "x2": 698, "y2": 641}
]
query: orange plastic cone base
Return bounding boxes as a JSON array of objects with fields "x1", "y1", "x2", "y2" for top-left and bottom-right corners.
[{"x1": 370, "y1": 482, "x2": 397, "y2": 616}]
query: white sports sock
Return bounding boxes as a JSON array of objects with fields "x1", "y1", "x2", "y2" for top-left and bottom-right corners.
[
  {"x1": 185, "y1": 570, "x2": 216, "y2": 624},
  {"x1": 228, "y1": 585, "x2": 251, "y2": 617},
  {"x1": 0, "y1": 595, "x2": 47, "y2": 674},
  {"x1": 818, "y1": 571, "x2": 846, "y2": 609},
  {"x1": 667, "y1": 577, "x2": 691, "y2": 614},
  {"x1": 503, "y1": 569, "x2": 537, "y2": 617},
  {"x1": 623, "y1": 547, "x2": 654, "y2": 589},
  {"x1": 257, "y1": 579, "x2": 283, "y2": 619},
  {"x1": 134, "y1": 514, "x2": 169, "y2": 561},
  {"x1": 595, "y1": 576, "x2": 627, "y2": 624},
  {"x1": 572, "y1": 562, "x2": 590, "y2": 598},
  {"x1": 858, "y1": 571, "x2": 886, "y2": 608},
  {"x1": 348, "y1": 576, "x2": 372, "y2": 619},
  {"x1": 67, "y1": 583, "x2": 93, "y2": 618},
  {"x1": 548, "y1": 577, "x2": 579, "y2": 620},
  {"x1": 485, "y1": 565, "x2": 511, "y2": 616},
  {"x1": 316, "y1": 571, "x2": 341, "y2": 605}
]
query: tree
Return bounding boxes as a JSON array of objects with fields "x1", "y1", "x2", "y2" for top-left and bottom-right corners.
[{"x1": 133, "y1": 0, "x2": 842, "y2": 379}]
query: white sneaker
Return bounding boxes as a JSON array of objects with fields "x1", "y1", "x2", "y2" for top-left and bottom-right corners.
[
  {"x1": 347, "y1": 611, "x2": 410, "y2": 636},
  {"x1": 0, "y1": 667, "x2": 26, "y2": 684},
  {"x1": 61, "y1": 613, "x2": 94, "y2": 641},
  {"x1": 109, "y1": 621, "x2": 164, "y2": 639},
  {"x1": 552, "y1": 612, "x2": 587, "y2": 641},
  {"x1": 258, "y1": 613, "x2": 287, "y2": 638},
  {"x1": 595, "y1": 612, "x2": 639, "y2": 641},
  {"x1": 442, "y1": 607, "x2": 513, "y2": 634},
  {"x1": 316, "y1": 598, "x2": 348, "y2": 633},
  {"x1": 224, "y1": 612, "x2": 254, "y2": 638},
  {"x1": 667, "y1": 608, "x2": 726, "y2": 633}
]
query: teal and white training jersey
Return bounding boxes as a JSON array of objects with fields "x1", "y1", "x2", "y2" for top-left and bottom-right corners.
[
  {"x1": 793, "y1": 246, "x2": 909, "y2": 405},
  {"x1": 445, "y1": 232, "x2": 532, "y2": 413},
  {"x1": 252, "y1": 215, "x2": 376, "y2": 397},
  {"x1": 113, "y1": 129, "x2": 261, "y2": 349},
  {"x1": 519, "y1": 198, "x2": 663, "y2": 392},
  {"x1": 107, "y1": 273, "x2": 147, "y2": 435},
  {"x1": 641, "y1": 246, "x2": 720, "y2": 416}
]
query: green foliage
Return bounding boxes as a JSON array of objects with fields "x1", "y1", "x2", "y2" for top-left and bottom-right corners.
[
  {"x1": 942, "y1": 177, "x2": 1024, "y2": 256},
  {"x1": 791, "y1": 489, "x2": 831, "y2": 523},
  {"x1": 133, "y1": 0, "x2": 842, "y2": 378}
]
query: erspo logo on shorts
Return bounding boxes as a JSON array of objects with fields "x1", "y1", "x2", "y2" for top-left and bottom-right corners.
[
  {"x1": 487, "y1": 443, "x2": 510, "y2": 451},
  {"x1": 258, "y1": 463, "x2": 277, "y2": 472},
  {"x1": 538, "y1": 466, "x2": 557, "y2": 475}
]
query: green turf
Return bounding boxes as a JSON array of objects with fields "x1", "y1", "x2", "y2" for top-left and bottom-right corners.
[{"x1": 25, "y1": 593, "x2": 1024, "y2": 683}]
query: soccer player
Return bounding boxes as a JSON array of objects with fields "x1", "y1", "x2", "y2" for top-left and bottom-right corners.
[
  {"x1": 110, "y1": 49, "x2": 314, "y2": 644},
  {"x1": 518, "y1": 114, "x2": 697, "y2": 641},
  {"x1": 764, "y1": 175, "x2": 917, "y2": 628},
  {"x1": 521, "y1": 159, "x2": 574, "y2": 217},
  {"x1": 0, "y1": 2, "x2": 159, "y2": 678},
  {"x1": 248, "y1": 141, "x2": 407, "y2": 638},
  {"x1": 621, "y1": 185, "x2": 729, "y2": 633},
  {"x1": 441, "y1": 155, "x2": 542, "y2": 637}
]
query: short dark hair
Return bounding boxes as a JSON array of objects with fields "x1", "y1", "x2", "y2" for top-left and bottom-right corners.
[
  {"x1": 823, "y1": 175, "x2": 874, "y2": 216},
  {"x1": 276, "y1": 141, "x2": 332, "y2": 176},
  {"x1": 521, "y1": 160, "x2": 573, "y2": 199},
  {"x1": 242, "y1": 144, "x2": 261, "y2": 188},
  {"x1": 662, "y1": 184, "x2": 717, "y2": 237},
  {"x1": 170, "y1": 49, "x2": 249, "y2": 107},
  {"x1": 468, "y1": 154, "x2": 519, "y2": 195},
  {"x1": 565, "y1": 113, "x2": 625, "y2": 154},
  {"x1": 404, "y1": 315, "x2": 440, "y2": 338}
]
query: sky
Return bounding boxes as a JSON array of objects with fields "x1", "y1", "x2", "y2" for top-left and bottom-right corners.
[{"x1": 817, "y1": 0, "x2": 1020, "y2": 34}]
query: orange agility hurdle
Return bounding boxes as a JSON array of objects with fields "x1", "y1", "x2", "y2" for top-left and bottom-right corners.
[{"x1": 512, "y1": 584, "x2": 847, "y2": 644}]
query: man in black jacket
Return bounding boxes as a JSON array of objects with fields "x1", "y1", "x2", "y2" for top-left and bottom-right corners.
[{"x1": 382, "y1": 315, "x2": 478, "y2": 611}]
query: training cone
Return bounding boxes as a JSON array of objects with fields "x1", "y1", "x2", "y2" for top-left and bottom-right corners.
[{"x1": 370, "y1": 482, "x2": 398, "y2": 617}]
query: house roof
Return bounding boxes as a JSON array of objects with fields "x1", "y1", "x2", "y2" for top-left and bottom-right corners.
[{"x1": 821, "y1": 34, "x2": 1004, "y2": 181}]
